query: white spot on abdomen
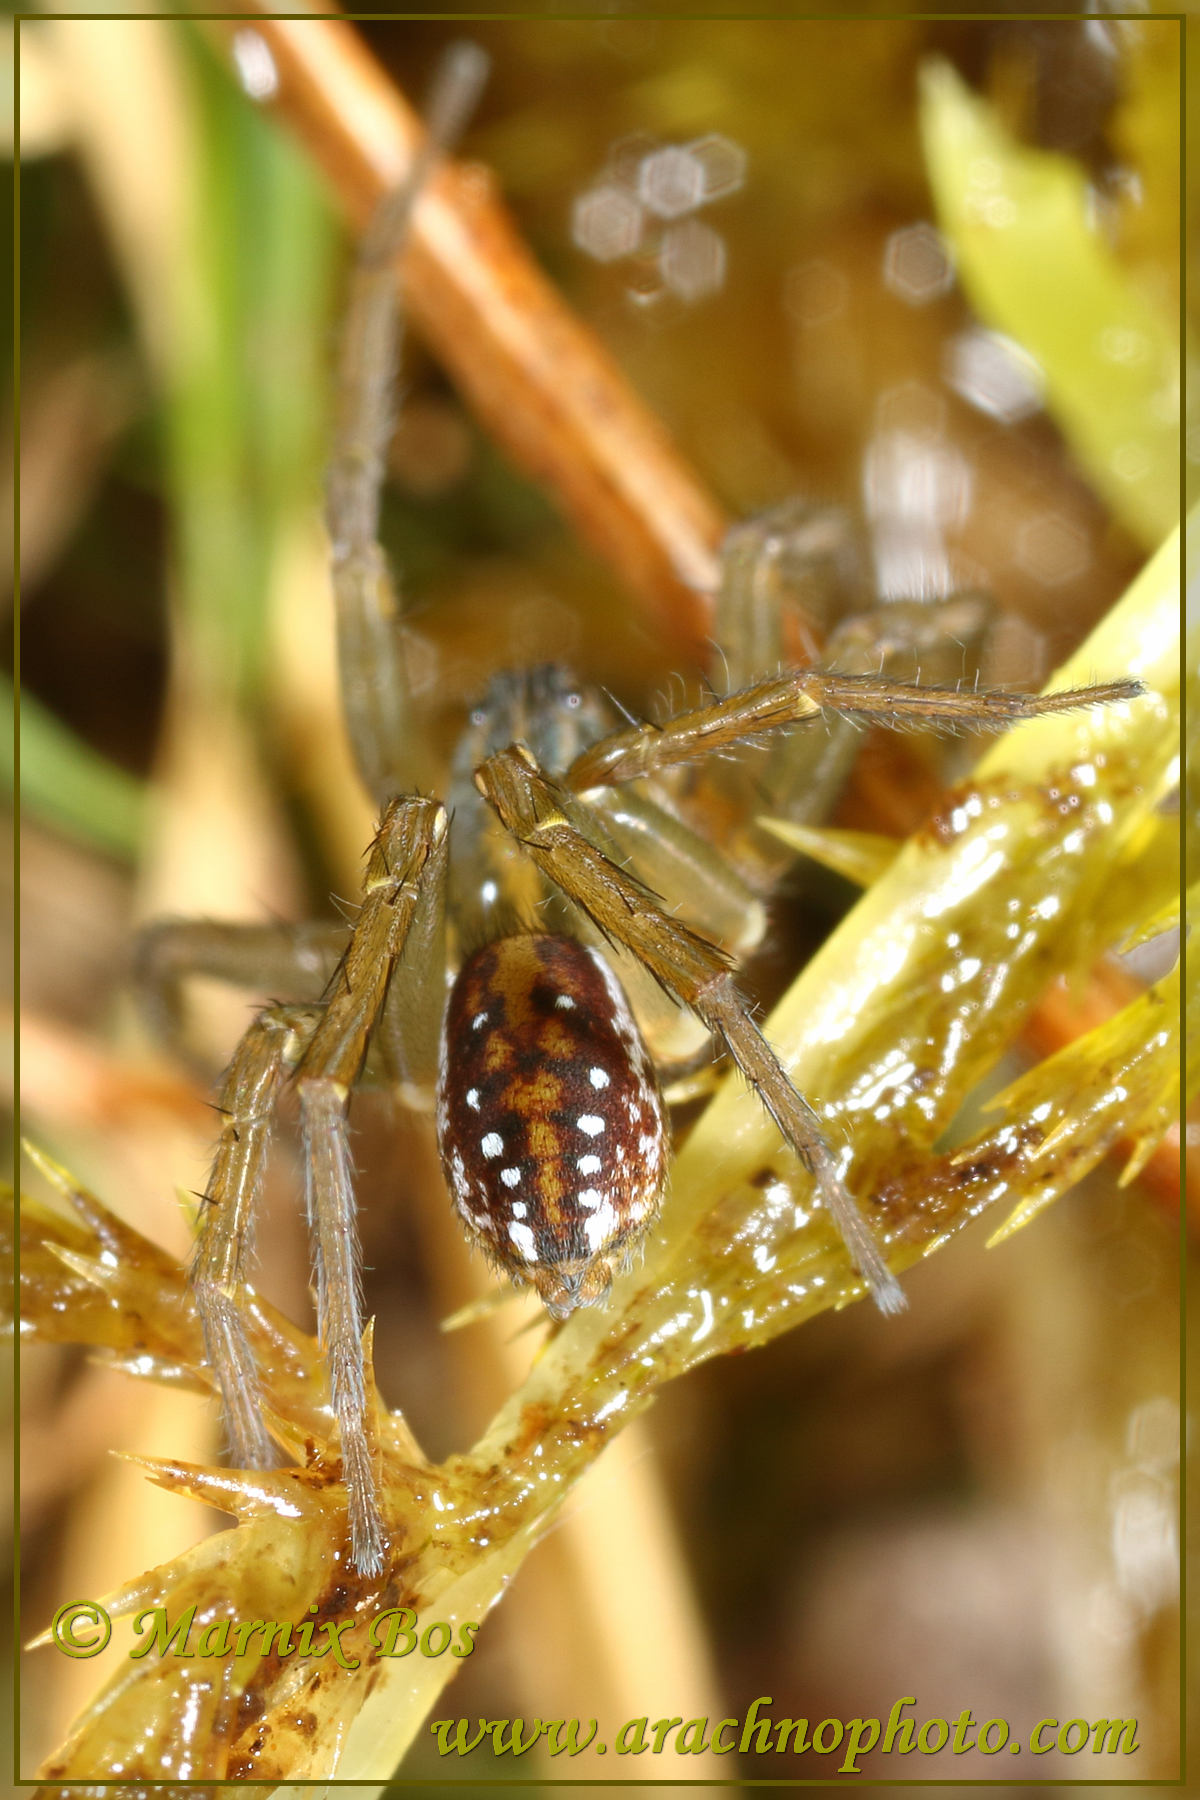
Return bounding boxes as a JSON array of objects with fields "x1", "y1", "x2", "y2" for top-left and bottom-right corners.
[
  {"x1": 583, "y1": 1199, "x2": 619, "y2": 1251},
  {"x1": 508, "y1": 1219, "x2": 537, "y2": 1261}
]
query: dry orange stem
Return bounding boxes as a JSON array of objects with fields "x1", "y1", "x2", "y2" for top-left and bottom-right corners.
[
  {"x1": 1021, "y1": 963, "x2": 1186, "y2": 1221},
  {"x1": 207, "y1": 9, "x2": 726, "y2": 660}
]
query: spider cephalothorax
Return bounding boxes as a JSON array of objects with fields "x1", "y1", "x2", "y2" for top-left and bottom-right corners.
[{"x1": 134, "y1": 45, "x2": 1143, "y2": 1578}]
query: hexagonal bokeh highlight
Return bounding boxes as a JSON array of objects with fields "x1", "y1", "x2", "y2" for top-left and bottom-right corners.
[
  {"x1": 687, "y1": 133, "x2": 748, "y2": 203},
  {"x1": 660, "y1": 218, "x2": 727, "y2": 303},
  {"x1": 574, "y1": 131, "x2": 746, "y2": 308},
  {"x1": 882, "y1": 221, "x2": 955, "y2": 306},
  {"x1": 571, "y1": 183, "x2": 644, "y2": 263},
  {"x1": 637, "y1": 145, "x2": 707, "y2": 220}
]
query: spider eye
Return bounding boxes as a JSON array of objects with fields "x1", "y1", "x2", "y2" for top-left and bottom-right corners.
[
  {"x1": 565, "y1": 690, "x2": 582, "y2": 709},
  {"x1": 435, "y1": 931, "x2": 667, "y2": 1314}
]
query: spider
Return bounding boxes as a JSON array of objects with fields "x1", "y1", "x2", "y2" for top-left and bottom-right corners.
[{"x1": 135, "y1": 43, "x2": 1142, "y2": 1578}]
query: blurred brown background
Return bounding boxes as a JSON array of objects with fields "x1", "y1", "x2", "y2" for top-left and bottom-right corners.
[{"x1": 10, "y1": 13, "x2": 1183, "y2": 1787}]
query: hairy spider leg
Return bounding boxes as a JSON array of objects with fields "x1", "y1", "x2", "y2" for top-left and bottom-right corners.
[
  {"x1": 134, "y1": 919, "x2": 350, "y2": 1075},
  {"x1": 132, "y1": 898, "x2": 444, "y2": 1103},
  {"x1": 714, "y1": 499, "x2": 870, "y2": 691},
  {"x1": 133, "y1": 50, "x2": 485, "y2": 1082},
  {"x1": 704, "y1": 500, "x2": 994, "y2": 888},
  {"x1": 193, "y1": 1002, "x2": 320, "y2": 1471},
  {"x1": 292, "y1": 795, "x2": 448, "y2": 1575},
  {"x1": 475, "y1": 745, "x2": 907, "y2": 1314},
  {"x1": 491, "y1": 655, "x2": 1146, "y2": 1310},
  {"x1": 564, "y1": 663, "x2": 1146, "y2": 791},
  {"x1": 192, "y1": 798, "x2": 447, "y2": 1576},
  {"x1": 326, "y1": 40, "x2": 489, "y2": 803},
  {"x1": 174, "y1": 50, "x2": 485, "y2": 1583},
  {"x1": 288, "y1": 53, "x2": 480, "y2": 1570},
  {"x1": 180, "y1": 41, "x2": 481, "y2": 1578}
]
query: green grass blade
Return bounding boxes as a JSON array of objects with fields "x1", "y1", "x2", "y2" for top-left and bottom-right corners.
[
  {"x1": 920, "y1": 57, "x2": 1179, "y2": 548},
  {"x1": 11, "y1": 678, "x2": 145, "y2": 860}
]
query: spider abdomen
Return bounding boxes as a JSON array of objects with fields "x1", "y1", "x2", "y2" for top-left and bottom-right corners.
[{"x1": 436, "y1": 932, "x2": 667, "y2": 1318}]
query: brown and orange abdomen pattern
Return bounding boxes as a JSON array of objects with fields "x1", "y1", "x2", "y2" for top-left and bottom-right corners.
[{"x1": 436, "y1": 933, "x2": 667, "y2": 1316}]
